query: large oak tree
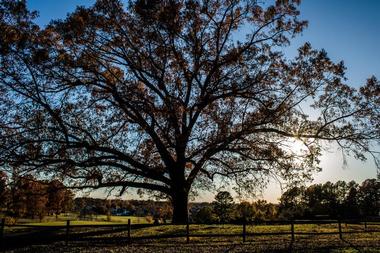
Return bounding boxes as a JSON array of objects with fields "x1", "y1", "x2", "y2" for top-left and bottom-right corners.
[{"x1": 0, "y1": 0, "x2": 379, "y2": 223}]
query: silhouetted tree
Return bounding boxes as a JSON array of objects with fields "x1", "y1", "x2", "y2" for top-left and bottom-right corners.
[
  {"x1": 0, "y1": 171, "x2": 9, "y2": 209},
  {"x1": 279, "y1": 179, "x2": 379, "y2": 219},
  {"x1": 46, "y1": 180, "x2": 73, "y2": 218},
  {"x1": 251, "y1": 200, "x2": 278, "y2": 221},
  {"x1": 236, "y1": 201, "x2": 255, "y2": 222},
  {"x1": 278, "y1": 186, "x2": 306, "y2": 219},
  {"x1": 343, "y1": 181, "x2": 360, "y2": 218},
  {"x1": 1, "y1": 0, "x2": 379, "y2": 224},
  {"x1": 304, "y1": 183, "x2": 326, "y2": 218},
  {"x1": 358, "y1": 179, "x2": 380, "y2": 217},
  {"x1": 10, "y1": 175, "x2": 47, "y2": 219},
  {"x1": 192, "y1": 205, "x2": 218, "y2": 224},
  {"x1": 213, "y1": 191, "x2": 234, "y2": 223},
  {"x1": 62, "y1": 189, "x2": 74, "y2": 213}
]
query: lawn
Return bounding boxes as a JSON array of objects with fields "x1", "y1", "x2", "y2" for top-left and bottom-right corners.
[
  {"x1": 4, "y1": 214, "x2": 151, "y2": 225},
  {"x1": 3, "y1": 222, "x2": 380, "y2": 252},
  {"x1": 3, "y1": 214, "x2": 151, "y2": 234},
  {"x1": 22, "y1": 215, "x2": 151, "y2": 226}
]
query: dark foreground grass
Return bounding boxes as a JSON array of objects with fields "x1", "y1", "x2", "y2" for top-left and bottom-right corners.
[
  {"x1": 4, "y1": 223, "x2": 380, "y2": 253},
  {"x1": 4, "y1": 238, "x2": 380, "y2": 253}
]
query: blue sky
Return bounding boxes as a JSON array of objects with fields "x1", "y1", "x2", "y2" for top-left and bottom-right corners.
[{"x1": 27, "y1": 0, "x2": 380, "y2": 202}]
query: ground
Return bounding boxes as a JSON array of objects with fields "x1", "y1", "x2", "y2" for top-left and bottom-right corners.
[
  {"x1": 4, "y1": 238, "x2": 380, "y2": 253},
  {"x1": 3, "y1": 221, "x2": 380, "y2": 252}
]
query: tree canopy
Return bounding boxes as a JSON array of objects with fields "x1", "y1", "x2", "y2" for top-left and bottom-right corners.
[{"x1": 0, "y1": 0, "x2": 379, "y2": 223}]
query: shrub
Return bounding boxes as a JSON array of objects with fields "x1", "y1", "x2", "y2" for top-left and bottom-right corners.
[{"x1": 192, "y1": 206, "x2": 218, "y2": 224}]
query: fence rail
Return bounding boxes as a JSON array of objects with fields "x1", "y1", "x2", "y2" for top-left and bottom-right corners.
[{"x1": 1, "y1": 218, "x2": 379, "y2": 251}]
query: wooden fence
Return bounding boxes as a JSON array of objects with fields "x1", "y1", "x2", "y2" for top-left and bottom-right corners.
[{"x1": 1, "y1": 218, "x2": 379, "y2": 251}]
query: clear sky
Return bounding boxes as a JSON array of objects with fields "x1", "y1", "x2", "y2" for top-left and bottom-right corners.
[{"x1": 27, "y1": 0, "x2": 380, "y2": 202}]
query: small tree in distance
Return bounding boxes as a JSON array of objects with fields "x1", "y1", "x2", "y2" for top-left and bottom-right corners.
[{"x1": 213, "y1": 191, "x2": 234, "y2": 223}]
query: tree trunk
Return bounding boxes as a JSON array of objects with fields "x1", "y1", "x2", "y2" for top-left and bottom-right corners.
[{"x1": 171, "y1": 188, "x2": 189, "y2": 224}]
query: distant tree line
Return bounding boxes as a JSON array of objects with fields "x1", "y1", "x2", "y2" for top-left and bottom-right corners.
[
  {"x1": 73, "y1": 197, "x2": 173, "y2": 223},
  {"x1": 190, "y1": 191, "x2": 278, "y2": 224},
  {"x1": 190, "y1": 179, "x2": 379, "y2": 223},
  {"x1": 0, "y1": 172, "x2": 74, "y2": 220},
  {"x1": 1, "y1": 173, "x2": 378, "y2": 223},
  {"x1": 278, "y1": 179, "x2": 379, "y2": 220}
]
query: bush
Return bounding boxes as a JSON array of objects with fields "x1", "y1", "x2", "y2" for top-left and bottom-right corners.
[{"x1": 192, "y1": 206, "x2": 218, "y2": 224}]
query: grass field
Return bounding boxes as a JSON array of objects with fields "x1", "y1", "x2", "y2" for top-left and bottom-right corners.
[
  {"x1": 3, "y1": 213, "x2": 151, "y2": 224},
  {"x1": 6, "y1": 229, "x2": 380, "y2": 253},
  {"x1": 3, "y1": 220, "x2": 380, "y2": 252},
  {"x1": 21, "y1": 215, "x2": 151, "y2": 226},
  {"x1": 101, "y1": 222, "x2": 380, "y2": 239},
  {"x1": 3, "y1": 214, "x2": 151, "y2": 234}
]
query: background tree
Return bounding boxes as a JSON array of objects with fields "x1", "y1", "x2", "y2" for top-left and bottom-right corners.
[
  {"x1": 46, "y1": 179, "x2": 66, "y2": 218},
  {"x1": 0, "y1": 171, "x2": 9, "y2": 209},
  {"x1": 278, "y1": 186, "x2": 306, "y2": 219},
  {"x1": 322, "y1": 181, "x2": 347, "y2": 218},
  {"x1": 158, "y1": 202, "x2": 173, "y2": 223},
  {"x1": 213, "y1": 191, "x2": 234, "y2": 223},
  {"x1": 62, "y1": 189, "x2": 75, "y2": 213},
  {"x1": 343, "y1": 181, "x2": 360, "y2": 218},
  {"x1": 357, "y1": 179, "x2": 380, "y2": 217},
  {"x1": 251, "y1": 200, "x2": 278, "y2": 222},
  {"x1": 10, "y1": 176, "x2": 29, "y2": 218},
  {"x1": 10, "y1": 175, "x2": 47, "y2": 219},
  {"x1": 262, "y1": 201, "x2": 278, "y2": 221},
  {"x1": 278, "y1": 179, "x2": 379, "y2": 219},
  {"x1": 3, "y1": 173, "x2": 74, "y2": 219},
  {"x1": 236, "y1": 201, "x2": 255, "y2": 222},
  {"x1": 192, "y1": 205, "x2": 218, "y2": 224},
  {"x1": 27, "y1": 180, "x2": 48, "y2": 221},
  {"x1": 0, "y1": 0, "x2": 379, "y2": 224},
  {"x1": 303, "y1": 184, "x2": 325, "y2": 218}
]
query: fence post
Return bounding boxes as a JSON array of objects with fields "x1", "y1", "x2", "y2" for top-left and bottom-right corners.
[
  {"x1": 291, "y1": 221, "x2": 295, "y2": 242},
  {"x1": 127, "y1": 219, "x2": 131, "y2": 243},
  {"x1": 338, "y1": 220, "x2": 342, "y2": 240},
  {"x1": 242, "y1": 221, "x2": 246, "y2": 243},
  {"x1": 65, "y1": 220, "x2": 70, "y2": 246},
  {"x1": 0, "y1": 218, "x2": 5, "y2": 250},
  {"x1": 186, "y1": 221, "x2": 190, "y2": 243}
]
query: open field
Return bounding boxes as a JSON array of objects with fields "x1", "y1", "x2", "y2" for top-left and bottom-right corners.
[
  {"x1": 2, "y1": 214, "x2": 151, "y2": 224},
  {"x1": 4, "y1": 234, "x2": 380, "y2": 253},
  {"x1": 20, "y1": 216, "x2": 150, "y2": 226},
  {"x1": 2, "y1": 222, "x2": 380, "y2": 252},
  {"x1": 2, "y1": 214, "x2": 151, "y2": 233}
]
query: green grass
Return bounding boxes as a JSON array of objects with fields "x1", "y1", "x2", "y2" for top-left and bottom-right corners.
[
  {"x1": 23, "y1": 216, "x2": 150, "y2": 226},
  {"x1": 81, "y1": 222, "x2": 379, "y2": 241},
  {"x1": 3, "y1": 214, "x2": 151, "y2": 234},
  {"x1": 23, "y1": 220, "x2": 118, "y2": 226},
  {"x1": 6, "y1": 214, "x2": 151, "y2": 225},
  {"x1": 93, "y1": 215, "x2": 151, "y2": 224},
  {"x1": 4, "y1": 223, "x2": 380, "y2": 252}
]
